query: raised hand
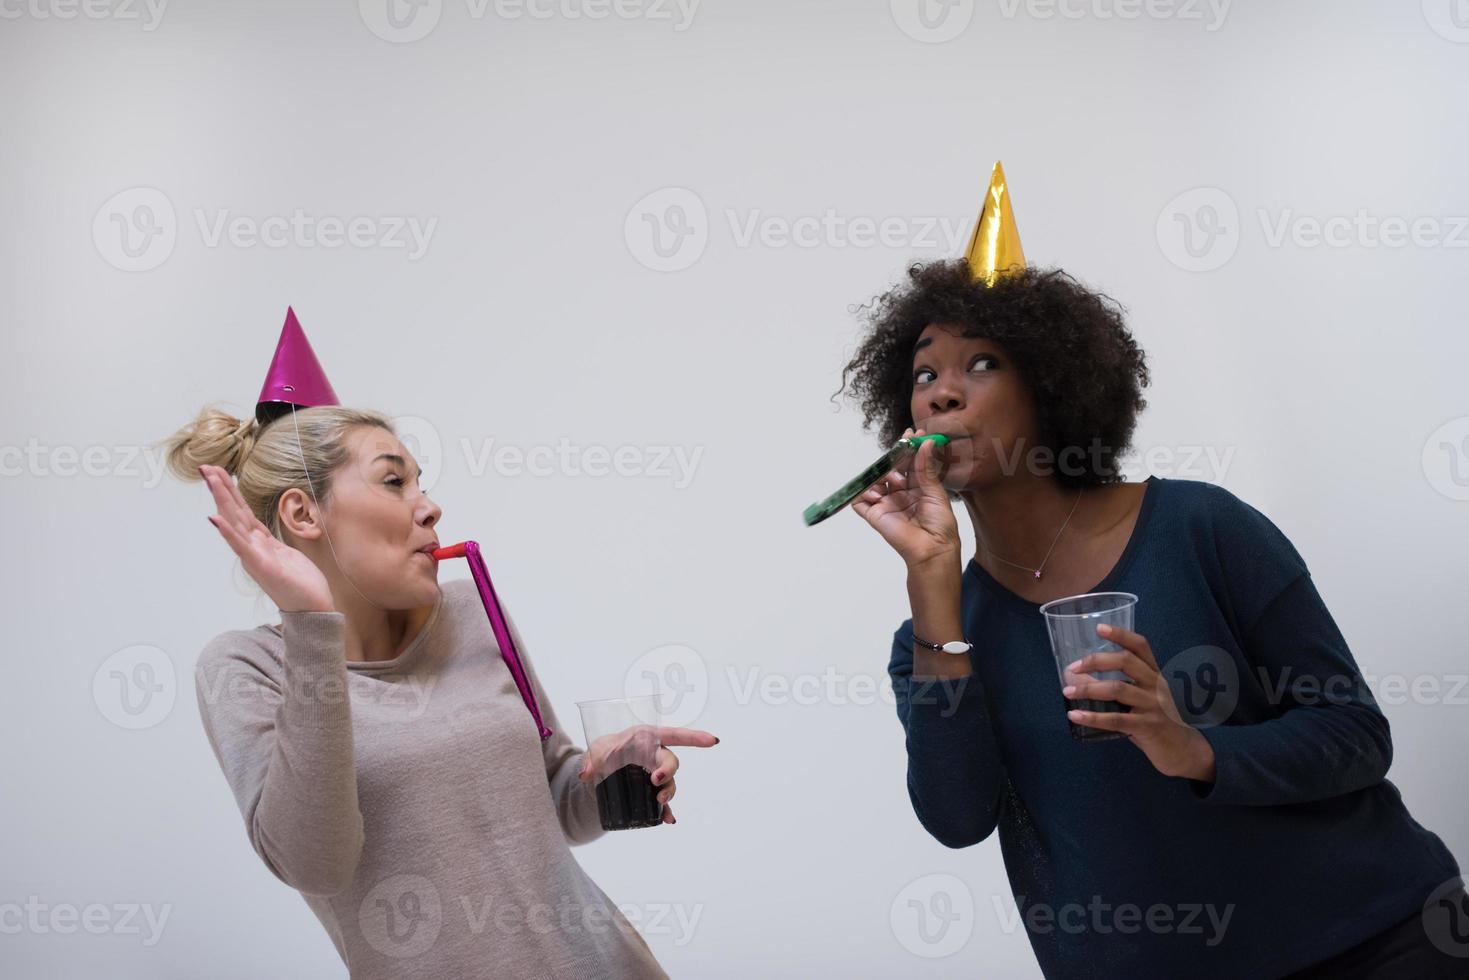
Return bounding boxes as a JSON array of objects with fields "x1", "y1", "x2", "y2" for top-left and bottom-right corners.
[
  {"x1": 851, "y1": 427, "x2": 963, "y2": 571},
  {"x1": 200, "y1": 463, "x2": 335, "y2": 614}
]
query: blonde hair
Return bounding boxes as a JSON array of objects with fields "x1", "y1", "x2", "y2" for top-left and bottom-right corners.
[{"x1": 161, "y1": 404, "x2": 395, "y2": 542}]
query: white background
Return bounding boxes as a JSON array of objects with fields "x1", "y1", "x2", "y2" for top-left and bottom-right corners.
[{"x1": 3, "y1": 1, "x2": 1468, "y2": 976}]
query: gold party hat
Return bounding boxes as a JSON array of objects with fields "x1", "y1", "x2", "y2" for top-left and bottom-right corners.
[{"x1": 962, "y1": 160, "x2": 1026, "y2": 286}]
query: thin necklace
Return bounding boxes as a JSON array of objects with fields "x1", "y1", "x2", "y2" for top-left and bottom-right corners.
[{"x1": 979, "y1": 487, "x2": 1084, "y2": 580}]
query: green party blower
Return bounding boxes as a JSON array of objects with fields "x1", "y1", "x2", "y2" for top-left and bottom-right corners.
[{"x1": 802, "y1": 433, "x2": 952, "y2": 526}]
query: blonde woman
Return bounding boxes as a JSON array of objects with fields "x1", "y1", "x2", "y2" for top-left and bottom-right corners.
[{"x1": 165, "y1": 401, "x2": 716, "y2": 979}]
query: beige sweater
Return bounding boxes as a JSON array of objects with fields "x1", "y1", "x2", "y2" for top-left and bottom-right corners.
[{"x1": 193, "y1": 576, "x2": 669, "y2": 980}]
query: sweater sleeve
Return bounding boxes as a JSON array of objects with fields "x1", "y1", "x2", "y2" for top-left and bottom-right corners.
[
  {"x1": 1189, "y1": 571, "x2": 1393, "y2": 806},
  {"x1": 193, "y1": 612, "x2": 365, "y2": 897},
  {"x1": 1186, "y1": 486, "x2": 1393, "y2": 806},
  {"x1": 501, "y1": 609, "x2": 606, "y2": 846},
  {"x1": 888, "y1": 620, "x2": 1006, "y2": 848}
]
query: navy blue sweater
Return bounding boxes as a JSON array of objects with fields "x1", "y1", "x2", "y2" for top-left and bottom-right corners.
[{"x1": 890, "y1": 475, "x2": 1460, "y2": 979}]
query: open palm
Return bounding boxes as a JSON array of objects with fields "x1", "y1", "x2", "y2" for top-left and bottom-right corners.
[{"x1": 200, "y1": 463, "x2": 335, "y2": 614}]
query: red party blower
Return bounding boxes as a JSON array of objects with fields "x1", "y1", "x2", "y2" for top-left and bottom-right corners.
[{"x1": 432, "y1": 541, "x2": 552, "y2": 741}]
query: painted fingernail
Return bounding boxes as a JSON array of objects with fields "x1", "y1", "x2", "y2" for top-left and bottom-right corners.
[
  {"x1": 652, "y1": 772, "x2": 663, "y2": 784},
  {"x1": 713, "y1": 737, "x2": 721, "y2": 745},
  {"x1": 1097, "y1": 624, "x2": 1112, "y2": 635}
]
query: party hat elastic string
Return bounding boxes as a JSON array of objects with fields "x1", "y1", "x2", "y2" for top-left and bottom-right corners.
[{"x1": 285, "y1": 400, "x2": 391, "y2": 613}]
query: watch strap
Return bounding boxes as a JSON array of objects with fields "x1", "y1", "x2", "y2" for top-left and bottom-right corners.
[{"x1": 911, "y1": 631, "x2": 973, "y2": 655}]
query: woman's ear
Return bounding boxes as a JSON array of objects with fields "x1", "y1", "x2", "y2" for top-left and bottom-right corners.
[{"x1": 277, "y1": 487, "x2": 324, "y2": 546}]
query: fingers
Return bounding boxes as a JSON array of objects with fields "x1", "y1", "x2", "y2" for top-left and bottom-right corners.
[
  {"x1": 200, "y1": 464, "x2": 257, "y2": 539},
  {"x1": 1097, "y1": 623, "x2": 1160, "y2": 671},
  {"x1": 1066, "y1": 708, "x2": 1138, "y2": 735},
  {"x1": 1066, "y1": 650, "x2": 1155, "y2": 686},
  {"x1": 660, "y1": 803, "x2": 677, "y2": 825},
  {"x1": 912, "y1": 438, "x2": 942, "y2": 489},
  {"x1": 657, "y1": 727, "x2": 720, "y2": 749},
  {"x1": 654, "y1": 776, "x2": 677, "y2": 807},
  {"x1": 1061, "y1": 678, "x2": 1146, "y2": 708},
  {"x1": 652, "y1": 747, "x2": 679, "y2": 785}
]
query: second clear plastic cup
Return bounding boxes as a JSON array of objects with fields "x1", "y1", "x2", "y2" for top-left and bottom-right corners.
[
  {"x1": 575, "y1": 690, "x2": 664, "y2": 831},
  {"x1": 1039, "y1": 592, "x2": 1139, "y2": 742}
]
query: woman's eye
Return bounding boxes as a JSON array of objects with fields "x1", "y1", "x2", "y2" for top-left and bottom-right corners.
[
  {"x1": 971, "y1": 356, "x2": 998, "y2": 372},
  {"x1": 385, "y1": 476, "x2": 404, "y2": 487},
  {"x1": 914, "y1": 368, "x2": 935, "y2": 385}
]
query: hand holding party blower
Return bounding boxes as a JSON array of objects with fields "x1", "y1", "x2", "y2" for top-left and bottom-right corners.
[
  {"x1": 432, "y1": 541, "x2": 553, "y2": 741},
  {"x1": 802, "y1": 433, "x2": 953, "y2": 526}
]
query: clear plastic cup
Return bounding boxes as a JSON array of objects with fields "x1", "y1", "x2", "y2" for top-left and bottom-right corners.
[
  {"x1": 575, "y1": 691, "x2": 664, "y2": 831},
  {"x1": 1039, "y1": 592, "x2": 1139, "y2": 742}
]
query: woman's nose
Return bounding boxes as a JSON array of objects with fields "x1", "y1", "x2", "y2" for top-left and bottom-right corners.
[{"x1": 928, "y1": 382, "x2": 964, "y2": 414}]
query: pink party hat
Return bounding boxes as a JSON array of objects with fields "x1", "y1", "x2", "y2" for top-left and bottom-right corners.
[{"x1": 255, "y1": 307, "x2": 341, "y2": 425}]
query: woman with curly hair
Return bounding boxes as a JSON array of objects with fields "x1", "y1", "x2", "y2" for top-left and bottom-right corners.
[{"x1": 841, "y1": 258, "x2": 1463, "y2": 978}]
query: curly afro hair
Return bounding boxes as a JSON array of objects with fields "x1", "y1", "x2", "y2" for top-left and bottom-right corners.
[{"x1": 836, "y1": 260, "x2": 1150, "y2": 491}]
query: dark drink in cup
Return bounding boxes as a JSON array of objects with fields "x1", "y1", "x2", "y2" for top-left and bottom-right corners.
[
  {"x1": 577, "y1": 690, "x2": 666, "y2": 832},
  {"x1": 1064, "y1": 694, "x2": 1131, "y2": 741},
  {"x1": 594, "y1": 763, "x2": 663, "y2": 830},
  {"x1": 1040, "y1": 592, "x2": 1139, "y2": 742}
]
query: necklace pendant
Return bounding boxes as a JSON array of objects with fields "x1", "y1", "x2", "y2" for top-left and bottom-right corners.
[{"x1": 1034, "y1": 570, "x2": 1042, "y2": 579}]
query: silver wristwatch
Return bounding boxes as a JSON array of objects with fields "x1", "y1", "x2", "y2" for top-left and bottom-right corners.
[{"x1": 911, "y1": 632, "x2": 974, "y2": 655}]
